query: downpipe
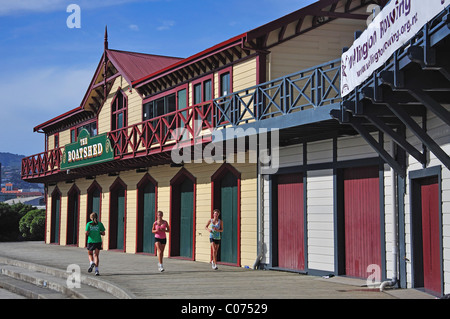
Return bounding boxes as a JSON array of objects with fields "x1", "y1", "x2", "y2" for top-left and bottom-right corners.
[
  {"x1": 380, "y1": 141, "x2": 398, "y2": 291},
  {"x1": 253, "y1": 160, "x2": 264, "y2": 270}
]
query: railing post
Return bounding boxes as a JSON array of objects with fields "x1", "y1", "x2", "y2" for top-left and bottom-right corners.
[
  {"x1": 282, "y1": 77, "x2": 287, "y2": 114},
  {"x1": 315, "y1": 68, "x2": 321, "y2": 108}
]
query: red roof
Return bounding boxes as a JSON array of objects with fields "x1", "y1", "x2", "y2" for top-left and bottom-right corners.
[
  {"x1": 34, "y1": 50, "x2": 183, "y2": 132},
  {"x1": 132, "y1": 33, "x2": 247, "y2": 87},
  {"x1": 106, "y1": 49, "x2": 183, "y2": 84}
]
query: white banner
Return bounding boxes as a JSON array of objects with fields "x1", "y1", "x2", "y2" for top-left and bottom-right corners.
[{"x1": 341, "y1": 0, "x2": 450, "y2": 97}]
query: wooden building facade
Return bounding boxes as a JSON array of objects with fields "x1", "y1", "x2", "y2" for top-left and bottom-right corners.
[{"x1": 22, "y1": 0, "x2": 450, "y2": 297}]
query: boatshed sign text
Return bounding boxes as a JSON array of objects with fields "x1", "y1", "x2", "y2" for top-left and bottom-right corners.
[{"x1": 61, "y1": 129, "x2": 114, "y2": 170}]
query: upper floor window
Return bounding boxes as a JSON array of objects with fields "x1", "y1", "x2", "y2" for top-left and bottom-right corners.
[
  {"x1": 193, "y1": 78, "x2": 212, "y2": 105},
  {"x1": 142, "y1": 85, "x2": 187, "y2": 122},
  {"x1": 70, "y1": 120, "x2": 97, "y2": 143},
  {"x1": 112, "y1": 90, "x2": 127, "y2": 131},
  {"x1": 218, "y1": 67, "x2": 233, "y2": 123},
  {"x1": 193, "y1": 75, "x2": 213, "y2": 126},
  {"x1": 220, "y1": 72, "x2": 230, "y2": 97},
  {"x1": 54, "y1": 133, "x2": 59, "y2": 149}
]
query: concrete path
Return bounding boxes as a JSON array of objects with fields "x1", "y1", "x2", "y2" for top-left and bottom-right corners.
[{"x1": 0, "y1": 241, "x2": 435, "y2": 300}]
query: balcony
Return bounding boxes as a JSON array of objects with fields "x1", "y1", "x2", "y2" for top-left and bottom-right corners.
[{"x1": 22, "y1": 58, "x2": 342, "y2": 183}]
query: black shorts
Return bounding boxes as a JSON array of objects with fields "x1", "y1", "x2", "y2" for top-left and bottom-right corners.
[
  {"x1": 87, "y1": 242, "x2": 102, "y2": 251},
  {"x1": 209, "y1": 238, "x2": 221, "y2": 245},
  {"x1": 155, "y1": 238, "x2": 167, "y2": 245}
]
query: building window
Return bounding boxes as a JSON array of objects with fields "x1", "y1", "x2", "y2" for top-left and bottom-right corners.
[
  {"x1": 218, "y1": 67, "x2": 233, "y2": 123},
  {"x1": 220, "y1": 72, "x2": 230, "y2": 97},
  {"x1": 54, "y1": 133, "x2": 59, "y2": 149},
  {"x1": 70, "y1": 120, "x2": 98, "y2": 143},
  {"x1": 193, "y1": 75, "x2": 213, "y2": 127},
  {"x1": 142, "y1": 86, "x2": 187, "y2": 122},
  {"x1": 112, "y1": 90, "x2": 127, "y2": 131}
]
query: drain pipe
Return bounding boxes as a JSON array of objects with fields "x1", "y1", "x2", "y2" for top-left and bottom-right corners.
[
  {"x1": 253, "y1": 160, "x2": 264, "y2": 270},
  {"x1": 380, "y1": 140, "x2": 398, "y2": 291}
]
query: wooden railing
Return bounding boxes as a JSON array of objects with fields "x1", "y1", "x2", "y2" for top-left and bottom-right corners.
[
  {"x1": 21, "y1": 58, "x2": 342, "y2": 179},
  {"x1": 108, "y1": 102, "x2": 215, "y2": 158},
  {"x1": 213, "y1": 59, "x2": 341, "y2": 128},
  {"x1": 21, "y1": 148, "x2": 62, "y2": 180}
]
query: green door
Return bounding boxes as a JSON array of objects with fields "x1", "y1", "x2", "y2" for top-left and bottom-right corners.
[
  {"x1": 220, "y1": 172, "x2": 238, "y2": 264},
  {"x1": 143, "y1": 183, "x2": 156, "y2": 254},
  {"x1": 92, "y1": 189, "x2": 100, "y2": 216},
  {"x1": 179, "y1": 179, "x2": 194, "y2": 258},
  {"x1": 116, "y1": 188, "x2": 125, "y2": 250},
  {"x1": 52, "y1": 195, "x2": 60, "y2": 244},
  {"x1": 87, "y1": 188, "x2": 101, "y2": 247},
  {"x1": 68, "y1": 193, "x2": 78, "y2": 245}
]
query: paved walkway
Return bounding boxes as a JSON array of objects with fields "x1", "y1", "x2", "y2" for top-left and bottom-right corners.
[{"x1": 0, "y1": 241, "x2": 435, "y2": 300}]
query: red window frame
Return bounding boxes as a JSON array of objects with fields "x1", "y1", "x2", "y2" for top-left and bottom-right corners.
[
  {"x1": 192, "y1": 74, "x2": 214, "y2": 128},
  {"x1": 70, "y1": 119, "x2": 98, "y2": 143},
  {"x1": 111, "y1": 89, "x2": 128, "y2": 131},
  {"x1": 217, "y1": 66, "x2": 233, "y2": 125}
]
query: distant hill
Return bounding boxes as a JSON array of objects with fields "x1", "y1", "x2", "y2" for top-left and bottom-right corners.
[
  {"x1": 0, "y1": 152, "x2": 25, "y2": 168},
  {"x1": 0, "y1": 152, "x2": 43, "y2": 190}
]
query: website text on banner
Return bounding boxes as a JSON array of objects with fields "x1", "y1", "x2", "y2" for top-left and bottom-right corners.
[{"x1": 341, "y1": 0, "x2": 450, "y2": 97}]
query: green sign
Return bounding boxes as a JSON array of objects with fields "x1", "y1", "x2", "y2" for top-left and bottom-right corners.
[{"x1": 61, "y1": 129, "x2": 114, "y2": 170}]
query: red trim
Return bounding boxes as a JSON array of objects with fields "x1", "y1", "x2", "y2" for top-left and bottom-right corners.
[
  {"x1": 34, "y1": 106, "x2": 83, "y2": 132},
  {"x1": 133, "y1": 33, "x2": 247, "y2": 87}
]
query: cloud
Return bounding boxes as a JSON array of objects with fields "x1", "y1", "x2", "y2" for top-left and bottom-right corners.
[
  {"x1": 0, "y1": 65, "x2": 94, "y2": 155},
  {"x1": 156, "y1": 20, "x2": 175, "y2": 31},
  {"x1": 129, "y1": 24, "x2": 139, "y2": 31}
]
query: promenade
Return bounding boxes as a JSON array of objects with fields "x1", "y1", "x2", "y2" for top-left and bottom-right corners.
[{"x1": 0, "y1": 241, "x2": 434, "y2": 300}]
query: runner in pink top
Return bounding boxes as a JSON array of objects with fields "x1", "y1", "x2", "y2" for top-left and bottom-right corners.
[{"x1": 152, "y1": 211, "x2": 170, "y2": 272}]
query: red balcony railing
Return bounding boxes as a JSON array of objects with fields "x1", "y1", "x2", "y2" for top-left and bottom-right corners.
[
  {"x1": 21, "y1": 58, "x2": 342, "y2": 181},
  {"x1": 21, "y1": 102, "x2": 215, "y2": 180},
  {"x1": 21, "y1": 148, "x2": 62, "y2": 180},
  {"x1": 108, "y1": 101, "x2": 215, "y2": 158}
]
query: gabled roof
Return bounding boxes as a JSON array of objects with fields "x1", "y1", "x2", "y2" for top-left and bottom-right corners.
[
  {"x1": 133, "y1": 0, "x2": 388, "y2": 91},
  {"x1": 106, "y1": 49, "x2": 183, "y2": 85},
  {"x1": 34, "y1": 48, "x2": 183, "y2": 133},
  {"x1": 35, "y1": 0, "x2": 389, "y2": 134}
]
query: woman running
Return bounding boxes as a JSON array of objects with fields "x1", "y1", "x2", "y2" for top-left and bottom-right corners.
[
  {"x1": 85, "y1": 212, "x2": 105, "y2": 276},
  {"x1": 205, "y1": 209, "x2": 223, "y2": 270},
  {"x1": 152, "y1": 211, "x2": 170, "y2": 272}
]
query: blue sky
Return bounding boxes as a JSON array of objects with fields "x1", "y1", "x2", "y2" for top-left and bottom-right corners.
[{"x1": 0, "y1": 0, "x2": 317, "y2": 156}]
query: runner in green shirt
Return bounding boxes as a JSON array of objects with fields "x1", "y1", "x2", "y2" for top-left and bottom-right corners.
[{"x1": 85, "y1": 213, "x2": 105, "y2": 276}]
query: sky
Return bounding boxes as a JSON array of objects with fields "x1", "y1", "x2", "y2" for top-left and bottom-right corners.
[{"x1": 0, "y1": 0, "x2": 317, "y2": 157}]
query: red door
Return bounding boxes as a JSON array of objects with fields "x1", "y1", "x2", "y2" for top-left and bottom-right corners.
[
  {"x1": 344, "y1": 166, "x2": 381, "y2": 279},
  {"x1": 421, "y1": 177, "x2": 441, "y2": 295},
  {"x1": 276, "y1": 173, "x2": 304, "y2": 271}
]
